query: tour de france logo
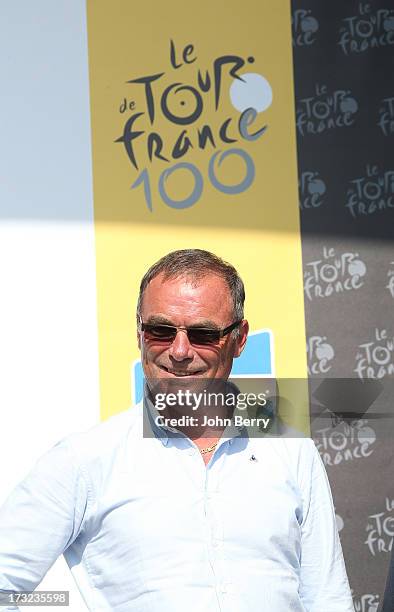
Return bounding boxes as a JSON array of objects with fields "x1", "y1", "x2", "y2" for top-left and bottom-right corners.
[
  {"x1": 292, "y1": 8, "x2": 319, "y2": 47},
  {"x1": 115, "y1": 41, "x2": 272, "y2": 211},
  {"x1": 299, "y1": 170, "x2": 326, "y2": 210},
  {"x1": 307, "y1": 335, "x2": 335, "y2": 375},
  {"x1": 365, "y1": 497, "x2": 394, "y2": 557},
  {"x1": 303, "y1": 246, "x2": 367, "y2": 301}
]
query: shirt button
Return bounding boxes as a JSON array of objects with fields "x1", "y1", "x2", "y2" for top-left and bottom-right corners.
[
  {"x1": 212, "y1": 539, "x2": 219, "y2": 548},
  {"x1": 187, "y1": 448, "x2": 195, "y2": 456}
]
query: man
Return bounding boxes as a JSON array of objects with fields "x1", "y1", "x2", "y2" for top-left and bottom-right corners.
[{"x1": 0, "y1": 249, "x2": 354, "y2": 611}]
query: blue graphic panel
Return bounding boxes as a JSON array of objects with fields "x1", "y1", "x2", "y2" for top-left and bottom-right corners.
[
  {"x1": 133, "y1": 360, "x2": 144, "y2": 405},
  {"x1": 229, "y1": 330, "x2": 272, "y2": 376}
]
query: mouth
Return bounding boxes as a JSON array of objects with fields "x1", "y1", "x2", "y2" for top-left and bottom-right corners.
[{"x1": 159, "y1": 365, "x2": 206, "y2": 377}]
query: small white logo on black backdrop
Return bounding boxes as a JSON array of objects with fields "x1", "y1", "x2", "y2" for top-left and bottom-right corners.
[
  {"x1": 314, "y1": 419, "x2": 376, "y2": 467},
  {"x1": 339, "y1": 4, "x2": 394, "y2": 55},
  {"x1": 296, "y1": 84, "x2": 358, "y2": 136},
  {"x1": 354, "y1": 328, "x2": 394, "y2": 379},
  {"x1": 378, "y1": 97, "x2": 394, "y2": 136},
  {"x1": 352, "y1": 592, "x2": 380, "y2": 612},
  {"x1": 304, "y1": 247, "x2": 366, "y2": 301},
  {"x1": 292, "y1": 9, "x2": 319, "y2": 47},
  {"x1": 345, "y1": 164, "x2": 394, "y2": 218},
  {"x1": 365, "y1": 497, "x2": 394, "y2": 556},
  {"x1": 386, "y1": 262, "x2": 394, "y2": 297},
  {"x1": 299, "y1": 171, "x2": 326, "y2": 209},
  {"x1": 307, "y1": 336, "x2": 334, "y2": 374}
]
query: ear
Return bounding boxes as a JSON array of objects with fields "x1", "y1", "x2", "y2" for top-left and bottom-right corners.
[
  {"x1": 136, "y1": 315, "x2": 142, "y2": 350},
  {"x1": 234, "y1": 319, "x2": 249, "y2": 358}
]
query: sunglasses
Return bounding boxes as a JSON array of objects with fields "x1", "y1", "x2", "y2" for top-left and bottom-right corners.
[{"x1": 139, "y1": 319, "x2": 242, "y2": 345}]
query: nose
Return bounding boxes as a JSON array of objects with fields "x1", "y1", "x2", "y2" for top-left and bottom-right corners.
[{"x1": 168, "y1": 329, "x2": 193, "y2": 361}]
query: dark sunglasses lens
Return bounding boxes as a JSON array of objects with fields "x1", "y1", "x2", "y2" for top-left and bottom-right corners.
[
  {"x1": 188, "y1": 329, "x2": 220, "y2": 344},
  {"x1": 145, "y1": 325, "x2": 177, "y2": 340},
  {"x1": 143, "y1": 324, "x2": 221, "y2": 344}
]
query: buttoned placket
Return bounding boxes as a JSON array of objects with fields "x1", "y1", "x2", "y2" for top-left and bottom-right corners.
[
  {"x1": 178, "y1": 434, "x2": 238, "y2": 609},
  {"x1": 145, "y1": 395, "x2": 245, "y2": 609}
]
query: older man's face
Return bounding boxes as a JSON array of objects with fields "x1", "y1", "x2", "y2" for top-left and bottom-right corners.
[{"x1": 138, "y1": 272, "x2": 248, "y2": 381}]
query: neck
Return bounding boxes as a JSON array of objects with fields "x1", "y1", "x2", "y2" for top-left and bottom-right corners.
[{"x1": 161, "y1": 402, "x2": 231, "y2": 440}]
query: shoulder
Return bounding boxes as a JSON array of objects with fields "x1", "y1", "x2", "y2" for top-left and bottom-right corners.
[
  {"x1": 40, "y1": 404, "x2": 144, "y2": 501},
  {"x1": 37, "y1": 404, "x2": 143, "y2": 484},
  {"x1": 64, "y1": 403, "x2": 143, "y2": 460}
]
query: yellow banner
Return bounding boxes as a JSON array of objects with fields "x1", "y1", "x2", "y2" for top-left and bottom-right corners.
[{"x1": 86, "y1": 0, "x2": 307, "y2": 424}]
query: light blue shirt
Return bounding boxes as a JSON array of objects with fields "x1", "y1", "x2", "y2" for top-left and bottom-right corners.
[{"x1": 0, "y1": 402, "x2": 354, "y2": 611}]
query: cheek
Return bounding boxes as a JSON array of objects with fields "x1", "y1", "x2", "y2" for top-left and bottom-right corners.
[
  {"x1": 142, "y1": 342, "x2": 166, "y2": 363},
  {"x1": 195, "y1": 347, "x2": 220, "y2": 365},
  {"x1": 220, "y1": 340, "x2": 235, "y2": 362}
]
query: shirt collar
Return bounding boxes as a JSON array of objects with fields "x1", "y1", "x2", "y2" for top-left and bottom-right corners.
[
  {"x1": 143, "y1": 387, "x2": 171, "y2": 446},
  {"x1": 142, "y1": 381, "x2": 246, "y2": 448}
]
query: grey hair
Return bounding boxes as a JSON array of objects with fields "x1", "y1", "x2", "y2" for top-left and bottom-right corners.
[{"x1": 136, "y1": 249, "x2": 245, "y2": 327}]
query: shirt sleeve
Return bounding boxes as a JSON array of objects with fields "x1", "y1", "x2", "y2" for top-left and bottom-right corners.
[
  {"x1": 298, "y1": 440, "x2": 355, "y2": 612},
  {"x1": 0, "y1": 438, "x2": 90, "y2": 610}
]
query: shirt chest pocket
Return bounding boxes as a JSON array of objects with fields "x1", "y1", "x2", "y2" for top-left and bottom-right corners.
[{"x1": 216, "y1": 462, "x2": 303, "y2": 562}]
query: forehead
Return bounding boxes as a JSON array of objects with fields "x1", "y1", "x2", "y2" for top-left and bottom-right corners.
[{"x1": 140, "y1": 272, "x2": 233, "y2": 324}]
